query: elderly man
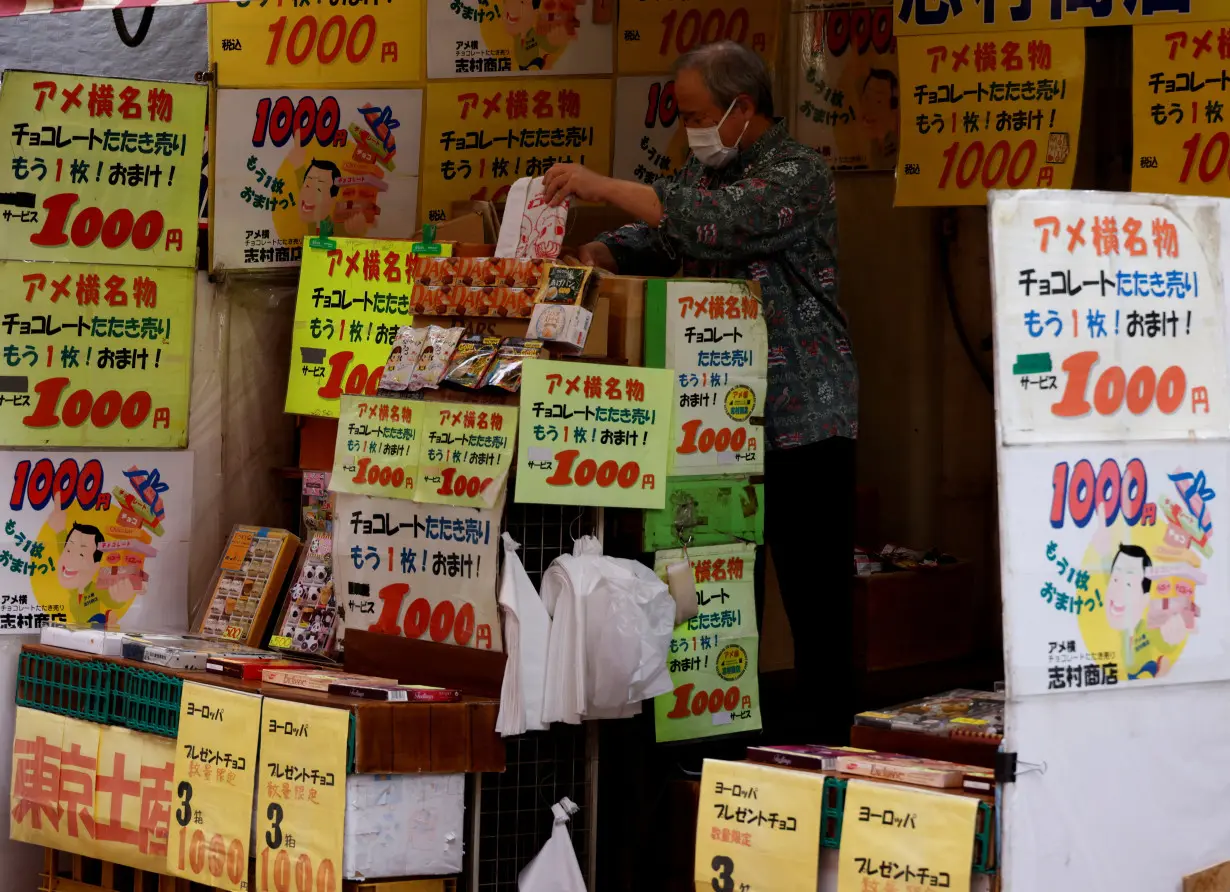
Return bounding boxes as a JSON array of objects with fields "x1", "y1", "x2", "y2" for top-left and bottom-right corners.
[{"x1": 544, "y1": 40, "x2": 858, "y2": 739}]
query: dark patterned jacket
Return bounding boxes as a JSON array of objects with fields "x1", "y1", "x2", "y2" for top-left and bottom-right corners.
[{"x1": 596, "y1": 119, "x2": 858, "y2": 449}]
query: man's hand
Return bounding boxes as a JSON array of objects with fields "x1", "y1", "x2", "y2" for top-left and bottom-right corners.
[
  {"x1": 543, "y1": 163, "x2": 611, "y2": 206},
  {"x1": 109, "y1": 577, "x2": 143, "y2": 606},
  {"x1": 47, "y1": 490, "x2": 67, "y2": 534},
  {"x1": 578, "y1": 241, "x2": 618, "y2": 273}
]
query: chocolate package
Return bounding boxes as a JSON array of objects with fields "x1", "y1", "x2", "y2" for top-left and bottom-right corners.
[
  {"x1": 408, "y1": 325, "x2": 465, "y2": 390},
  {"x1": 379, "y1": 326, "x2": 427, "y2": 391},
  {"x1": 535, "y1": 264, "x2": 593, "y2": 307},
  {"x1": 444, "y1": 335, "x2": 501, "y2": 388},
  {"x1": 483, "y1": 338, "x2": 544, "y2": 393}
]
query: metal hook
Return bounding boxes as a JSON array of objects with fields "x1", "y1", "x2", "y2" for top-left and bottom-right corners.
[{"x1": 569, "y1": 507, "x2": 585, "y2": 542}]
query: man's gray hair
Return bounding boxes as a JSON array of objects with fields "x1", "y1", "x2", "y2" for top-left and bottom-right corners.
[{"x1": 673, "y1": 40, "x2": 774, "y2": 117}]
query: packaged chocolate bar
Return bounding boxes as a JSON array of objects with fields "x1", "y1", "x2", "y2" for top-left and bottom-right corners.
[
  {"x1": 408, "y1": 326, "x2": 465, "y2": 390},
  {"x1": 444, "y1": 335, "x2": 501, "y2": 388},
  {"x1": 379, "y1": 326, "x2": 428, "y2": 392},
  {"x1": 534, "y1": 264, "x2": 593, "y2": 307},
  {"x1": 483, "y1": 338, "x2": 544, "y2": 392}
]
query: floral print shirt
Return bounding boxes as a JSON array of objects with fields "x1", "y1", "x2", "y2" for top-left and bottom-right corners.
[{"x1": 596, "y1": 120, "x2": 858, "y2": 449}]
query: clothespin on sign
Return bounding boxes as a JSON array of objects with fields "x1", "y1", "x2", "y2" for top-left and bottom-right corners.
[
  {"x1": 308, "y1": 219, "x2": 336, "y2": 252},
  {"x1": 412, "y1": 223, "x2": 444, "y2": 256}
]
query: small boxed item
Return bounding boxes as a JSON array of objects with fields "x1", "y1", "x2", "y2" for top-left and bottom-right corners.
[
  {"x1": 262, "y1": 668, "x2": 398, "y2": 692},
  {"x1": 40, "y1": 624, "x2": 125, "y2": 656},
  {"x1": 205, "y1": 656, "x2": 313, "y2": 680},
  {"x1": 121, "y1": 634, "x2": 271, "y2": 670},
  {"x1": 343, "y1": 774, "x2": 465, "y2": 879},
  {"x1": 198, "y1": 526, "x2": 300, "y2": 646},
  {"x1": 527, "y1": 302, "x2": 592, "y2": 351}
]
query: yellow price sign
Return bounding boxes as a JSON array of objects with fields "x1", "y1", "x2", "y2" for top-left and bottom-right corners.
[
  {"x1": 167, "y1": 684, "x2": 263, "y2": 891},
  {"x1": 617, "y1": 0, "x2": 780, "y2": 75},
  {"x1": 1132, "y1": 23, "x2": 1230, "y2": 197},
  {"x1": 417, "y1": 401, "x2": 517, "y2": 509},
  {"x1": 895, "y1": 31, "x2": 1086, "y2": 206},
  {"x1": 694, "y1": 759, "x2": 826, "y2": 892},
  {"x1": 332, "y1": 394, "x2": 423, "y2": 500},
  {"x1": 210, "y1": 0, "x2": 424, "y2": 87},
  {"x1": 0, "y1": 72, "x2": 205, "y2": 267},
  {"x1": 255, "y1": 698, "x2": 348, "y2": 892},
  {"x1": 836, "y1": 779, "x2": 978, "y2": 892}
]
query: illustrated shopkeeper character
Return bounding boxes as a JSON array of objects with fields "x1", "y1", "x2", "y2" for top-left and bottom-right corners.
[{"x1": 47, "y1": 497, "x2": 141, "y2": 625}]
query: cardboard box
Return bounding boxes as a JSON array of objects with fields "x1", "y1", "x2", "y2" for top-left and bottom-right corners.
[
  {"x1": 343, "y1": 773, "x2": 465, "y2": 879},
  {"x1": 853, "y1": 561, "x2": 976, "y2": 672},
  {"x1": 598, "y1": 273, "x2": 646, "y2": 366},
  {"x1": 527, "y1": 302, "x2": 593, "y2": 351},
  {"x1": 582, "y1": 295, "x2": 610, "y2": 357}
]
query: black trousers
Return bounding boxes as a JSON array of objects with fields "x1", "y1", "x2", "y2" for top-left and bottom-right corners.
[{"x1": 755, "y1": 436, "x2": 857, "y2": 742}]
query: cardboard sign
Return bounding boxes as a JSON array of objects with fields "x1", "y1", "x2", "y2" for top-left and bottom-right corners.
[
  {"x1": 989, "y1": 191, "x2": 1230, "y2": 444},
  {"x1": 212, "y1": 88, "x2": 422, "y2": 271},
  {"x1": 332, "y1": 394, "x2": 423, "y2": 501},
  {"x1": 209, "y1": 2, "x2": 424, "y2": 87},
  {"x1": 836, "y1": 780, "x2": 978, "y2": 892},
  {"x1": 166, "y1": 684, "x2": 263, "y2": 891},
  {"x1": 0, "y1": 261, "x2": 193, "y2": 447},
  {"x1": 694, "y1": 759, "x2": 826, "y2": 892},
  {"x1": 617, "y1": 0, "x2": 779, "y2": 74},
  {"x1": 255, "y1": 699, "x2": 348, "y2": 892},
  {"x1": 0, "y1": 451, "x2": 192, "y2": 631},
  {"x1": 895, "y1": 31, "x2": 1085, "y2": 207},
  {"x1": 514, "y1": 358, "x2": 673, "y2": 509},
  {"x1": 0, "y1": 71, "x2": 205, "y2": 267}
]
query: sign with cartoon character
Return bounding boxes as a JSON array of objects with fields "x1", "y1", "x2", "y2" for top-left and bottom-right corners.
[
  {"x1": 274, "y1": 532, "x2": 338, "y2": 657},
  {"x1": 426, "y1": 0, "x2": 613, "y2": 78},
  {"x1": 1000, "y1": 442, "x2": 1230, "y2": 696},
  {"x1": 212, "y1": 88, "x2": 423, "y2": 271},
  {"x1": 0, "y1": 451, "x2": 192, "y2": 632}
]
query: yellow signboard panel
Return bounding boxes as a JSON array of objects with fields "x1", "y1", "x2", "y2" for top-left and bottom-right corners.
[
  {"x1": 617, "y1": 0, "x2": 780, "y2": 75},
  {"x1": 895, "y1": 0, "x2": 1227, "y2": 35},
  {"x1": 210, "y1": 0, "x2": 424, "y2": 87}
]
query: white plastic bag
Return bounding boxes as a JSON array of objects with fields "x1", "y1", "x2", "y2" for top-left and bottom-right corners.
[
  {"x1": 518, "y1": 798, "x2": 585, "y2": 892},
  {"x1": 496, "y1": 533, "x2": 551, "y2": 736}
]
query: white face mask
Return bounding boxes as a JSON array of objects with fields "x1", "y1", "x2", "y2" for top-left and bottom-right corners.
[{"x1": 686, "y1": 99, "x2": 749, "y2": 169}]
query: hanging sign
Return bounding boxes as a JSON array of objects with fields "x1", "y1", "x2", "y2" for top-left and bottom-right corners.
[
  {"x1": 166, "y1": 684, "x2": 263, "y2": 891},
  {"x1": 894, "y1": 0, "x2": 1225, "y2": 35},
  {"x1": 612, "y1": 75, "x2": 688, "y2": 186},
  {"x1": 332, "y1": 394, "x2": 423, "y2": 501},
  {"x1": 894, "y1": 31, "x2": 1085, "y2": 206},
  {"x1": 209, "y1": 1, "x2": 424, "y2": 87},
  {"x1": 0, "y1": 261, "x2": 193, "y2": 448},
  {"x1": 836, "y1": 780, "x2": 979, "y2": 892},
  {"x1": 255, "y1": 699, "x2": 348, "y2": 892},
  {"x1": 0, "y1": 451, "x2": 193, "y2": 631},
  {"x1": 514, "y1": 358, "x2": 673, "y2": 510},
  {"x1": 333, "y1": 492, "x2": 503, "y2": 651},
  {"x1": 617, "y1": 0, "x2": 780, "y2": 75},
  {"x1": 212, "y1": 88, "x2": 422, "y2": 271},
  {"x1": 0, "y1": 71, "x2": 206, "y2": 267},
  {"x1": 420, "y1": 78, "x2": 611, "y2": 223},
  {"x1": 694, "y1": 759, "x2": 826, "y2": 892},
  {"x1": 989, "y1": 191, "x2": 1230, "y2": 444},
  {"x1": 1132, "y1": 23, "x2": 1230, "y2": 198}
]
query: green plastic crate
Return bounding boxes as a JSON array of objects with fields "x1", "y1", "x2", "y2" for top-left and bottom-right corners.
[
  {"x1": 15, "y1": 650, "x2": 112, "y2": 723},
  {"x1": 820, "y1": 777, "x2": 995, "y2": 875},
  {"x1": 113, "y1": 665, "x2": 184, "y2": 737}
]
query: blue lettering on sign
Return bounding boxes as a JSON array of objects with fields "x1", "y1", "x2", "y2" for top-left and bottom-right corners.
[
  {"x1": 123, "y1": 466, "x2": 169, "y2": 519},
  {"x1": 360, "y1": 104, "x2": 400, "y2": 155},
  {"x1": 1169, "y1": 469, "x2": 1214, "y2": 533}
]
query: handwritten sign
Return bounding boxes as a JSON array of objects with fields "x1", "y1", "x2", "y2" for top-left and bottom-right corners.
[
  {"x1": 653, "y1": 543, "x2": 761, "y2": 743},
  {"x1": 895, "y1": 31, "x2": 1085, "y2": 207},
  {"x1": 212, "y1": 89, "x2": 422, "y2": 271},
  {"x1": 209, "y1": 1, "x2": 424, "y2": 87},
  {"x1": 793, "y1": 5, "x2": 901, "y2": 172},
  {"x1": 0, "y1": 71, "x2": 205, "y2": 267},
  {"x1": 694, "y1": 758, "x2": 826, "y2": 892},
  {"x1": 332, "y1": 394, "x2": 422, "y2": 500},
  {"x1": 989, "y1": 191, "x2": 1230, "y2": 444},
  {"x1": 426, "y1": 0, "x2": 612, "y2": 78},
  {"x1": 612, "y1": 75, "x2": 687, "y2": 187},
  {"x1": 0, "y1": 261, "x2": 193, "y2": 447},
  {"x1": 894, "y1": 0, "x2": 1224, "y2": 36},
  {"x1": 420, "y1": 78, "x2": 611, "y2": 223},
  {"x1": 836, "y1": 780, "x2": 978, "y2": 892},
  {"x1": 617, "y1": 0, "x2": 779, "y2": 75},
  {"x1": 334, "y1": 491, "x2": 502, "y2": 651},
  {"x1": 515, "y1": 358, "x2": 672, "y2": 510},
  {"x1": 285, "y1": 237, "x2": 416, "y2": 417},
  {"x1": 255, "y1": 699, "x2": 348, "y2": 892},
  {"x1": 655, "y1": 279, "x2": 767, "y2": 476},
  {"x1": 417, "y1": 401, "x2": 517, "y2": 509},
  {"x1": 167, "y1": 684, "x2": 262, "y2": 891},
  {"x1": 1132, "y1": 24, "x2": 1230, "y2": 198}
]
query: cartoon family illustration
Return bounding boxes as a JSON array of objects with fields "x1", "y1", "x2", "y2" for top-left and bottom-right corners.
[{"x1": 1085, "y1": 471, "x2": 1211, "y2": 681}]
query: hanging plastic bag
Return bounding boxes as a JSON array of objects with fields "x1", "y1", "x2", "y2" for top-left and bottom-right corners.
[
  {"x1": 496, "y1": 533, "x2": 551, "y2": 735},
  {"x1": 518, "y1": 798, "x2": 585, "y2": 892}
]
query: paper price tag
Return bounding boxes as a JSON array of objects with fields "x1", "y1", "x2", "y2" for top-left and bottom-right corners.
[
  {"x1": 331, "y1": 395, "x2": 423, "y2": 500},
  {"x1": 254, "y1": 699, "x2": 348, "y2": 892},
  {"x1": 836, "y1": 780, "x2": 978, "y2": 892},
  {"x1": 694, "y1": 759, "x2": 825, "y2": 892},
  {"x1": 167, "y1": 684, "x2": 263, "y2": 891},
  {"x1": 417, "y1": 402, "x2": 517, "y2": 509}
]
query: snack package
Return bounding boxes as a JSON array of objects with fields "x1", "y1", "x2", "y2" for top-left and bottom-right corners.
[
  {"x1": 535, "y1": 264, "x2": 593, "y2": 307},
  {"x1": 483, "y1": 338, "x2": 544, "y2": 393},
  {"x1": 444, "y1": 335, "x2": 502, "y2": 388},
  {"x1": 379, "y1": 326, "x2": 428, "y2": 391},
  {"x1": 408, "y1": 325, "x2": 465, "y2": 390}
]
